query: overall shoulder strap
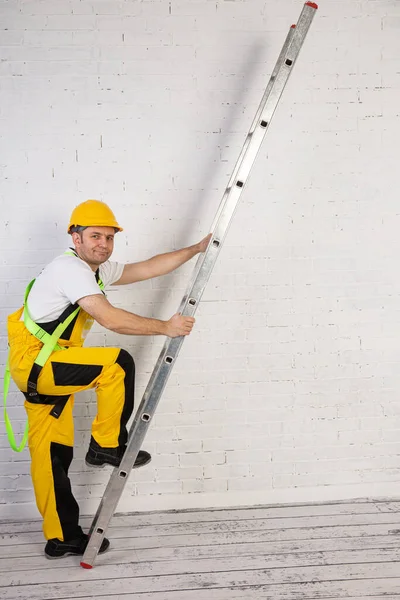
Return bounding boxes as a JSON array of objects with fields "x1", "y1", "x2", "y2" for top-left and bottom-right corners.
[
  {"x1": 23, "y1": 279, "x2": 80, "y2": 398},
  {"x1": 95, "y1": 269, "x2": 105, "y2": 292}
]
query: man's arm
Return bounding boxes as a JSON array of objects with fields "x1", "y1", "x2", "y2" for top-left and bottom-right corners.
[
  {"x1": 78, "y1": 294, "x2": 195, "y2": 337},
  {"x1": 113, "y1": 234, "x2": 212, "y2": 285}
]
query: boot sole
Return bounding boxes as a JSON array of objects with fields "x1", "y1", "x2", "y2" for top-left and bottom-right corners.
[
  {"x1": 45, "y1": 545, "x2": 110, "y2": 560},
  {"x1": 85, "y1": 456, "x2": 152, "y2": 469},
  {"x1": 45, "y1": 540, "x2": 111, "y2": 560}
]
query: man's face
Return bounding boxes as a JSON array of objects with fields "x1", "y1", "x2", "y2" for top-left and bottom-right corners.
[{"x1": 72, "y1": 226, "x2": 115, "y2": 267}]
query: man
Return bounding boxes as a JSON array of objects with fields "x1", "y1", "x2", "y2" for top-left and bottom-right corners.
[{"x1": 7, "y1": 199, "x2": 210, "y2": 559}]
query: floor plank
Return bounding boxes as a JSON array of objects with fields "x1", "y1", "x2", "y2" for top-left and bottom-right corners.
[
  {"x1": 2, "y1": 510, "x2": 400, "y2": 547},
  {"x1": 32, "y1": 588, "x2": 400, "y2": 600},
  {"x1": 2, "y1": 548, "x2": 400, "y2": 587},
  {"x1": 3, "y1": 563, "x2": 400, "y2": 600},
  {"x1": 1, "y1": 535, "x2": 400, "y2": 573},
  {"x1": 1, "y1": 499, "x2": 400, "y2": 535},
  {"x1": 3, "y1": 522, "x2": 400, "y2": 559}
]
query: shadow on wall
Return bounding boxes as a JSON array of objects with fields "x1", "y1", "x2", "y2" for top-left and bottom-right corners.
[
  {"x1": 150, "y1": 41, "x2": 267, "y2": 312},
  {"x1": 178, "y1": 41, "x2": 266, "y2": 245}
]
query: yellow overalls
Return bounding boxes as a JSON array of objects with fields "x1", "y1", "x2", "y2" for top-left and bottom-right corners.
[{"x1": 7, "y1": 283, "x2": 135, "y2": 542}]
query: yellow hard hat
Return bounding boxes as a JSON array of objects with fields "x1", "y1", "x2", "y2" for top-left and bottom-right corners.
[{"x1": 67, "y1": 199, "x2": 123, "y2": 233}]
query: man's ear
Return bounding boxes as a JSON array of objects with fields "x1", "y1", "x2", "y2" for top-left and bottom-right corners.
[{"x1": 71, "y1": 232, "x2": 81, "y2": 246}]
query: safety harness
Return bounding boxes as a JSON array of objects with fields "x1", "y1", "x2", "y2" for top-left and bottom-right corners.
[{"x1": 4, "y1": 250, "x2": 104, "y2": 452}]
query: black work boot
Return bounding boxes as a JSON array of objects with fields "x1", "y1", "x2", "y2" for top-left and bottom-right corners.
[
  {"x1": 85, "y1": 436, "x2": 151, "y2": 469},
  {"x1": 45, "y1": 532, "x2": 110, "y2": 559}
]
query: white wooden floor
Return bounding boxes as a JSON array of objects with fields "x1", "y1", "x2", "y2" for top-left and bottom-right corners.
[{"x1": 1, "y1": 499, "x2": 400, "y2": 599}]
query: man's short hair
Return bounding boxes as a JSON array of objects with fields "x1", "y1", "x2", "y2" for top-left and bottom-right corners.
[
  {"x1": 70, "y1": 225, "x2": 119, "y2": 235},
  {"x1": 69, "y1": 225, "x2": 88, "y2": 235}
]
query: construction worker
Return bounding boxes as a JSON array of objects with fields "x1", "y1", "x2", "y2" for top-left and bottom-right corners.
[{"x1": 7, "y1": 199, "x2": 210, "y2": 559}]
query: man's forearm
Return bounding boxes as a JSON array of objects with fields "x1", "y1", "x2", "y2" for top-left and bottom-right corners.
[
  {"x1": 146, "y1": 244, "x2": 198, "y2": 278},
  {"x1": 79, "y1": 294, "x2": 194, "y2": 337},
  {"x1": 115, "y1": 235, "x2": 211, "y2": 285},
  {"x1": 106, "y1": 306, "x2": 167, "y2": 336}
]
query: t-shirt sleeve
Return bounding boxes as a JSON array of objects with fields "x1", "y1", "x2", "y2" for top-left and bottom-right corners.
[
  {"x1": 99, "y1": 260, "x2": 125, "y2": 286},
  {"x1": 61, "y1": 259, "x2": 105, "y2": 304}
]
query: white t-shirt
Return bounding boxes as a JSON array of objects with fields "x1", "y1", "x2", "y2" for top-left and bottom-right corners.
[{"x1": 26, "y1": 249, "x2": 124, "y2": 323}]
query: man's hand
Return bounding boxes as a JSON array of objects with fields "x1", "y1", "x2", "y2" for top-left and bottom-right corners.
[
  {"x1": 165, "y1": 313, "x2": 195, "y2": 338},
  {"x1": 196, "y1": 233, "x2": 212, "y2": 254}
]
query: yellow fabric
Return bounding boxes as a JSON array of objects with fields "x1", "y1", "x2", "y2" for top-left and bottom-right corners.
[
  {"x1": 7, "y1": 305, "x2": 128, "y2": 540},
  {"x1": 31, "y1": 345, "x2": 125, "y2": 446},
  {"x1": 67, "y1": 199, "x2": 123, "y2": 233}
]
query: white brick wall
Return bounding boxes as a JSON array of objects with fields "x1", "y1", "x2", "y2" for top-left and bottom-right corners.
[{"x1": 1, "y1": 0, "x2": 400, "y2": 520}]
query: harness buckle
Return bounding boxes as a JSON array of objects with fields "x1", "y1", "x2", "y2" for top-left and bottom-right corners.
[
  {"x1": 34, "y1": 328, "x2": 47, "y2": 341},
  {"x1": 27, "y1": 381, "x2": 38, "y2": 398}
]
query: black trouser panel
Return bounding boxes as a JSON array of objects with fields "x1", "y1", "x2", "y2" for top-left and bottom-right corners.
[
  {"x1": 52, "y1": 362, "x2": 103, "y2": 386},
  {"x1": 50, "y1": 442, "x2": 82, "y2": 541},
  {"x1": 116, "y1": 349, "x2": 135, "y2": 447}
]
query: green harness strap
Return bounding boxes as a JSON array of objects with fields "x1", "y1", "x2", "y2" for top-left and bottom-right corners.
[
  {"x1": 23, "y1": 279, "x2": 81, "y2": 368},
  {"x1": 4, "y1": 282, "x2": 81, "y2": 452},
  {"x1": 3, "y1": 359, "x2": 28, "y2": 452},
  {"x1": 4, "y1": 251, "x2": 104, "y2": 452}
]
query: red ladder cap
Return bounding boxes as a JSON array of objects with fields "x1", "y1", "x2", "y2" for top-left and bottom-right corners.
[
  {"x1": 306, "y1": 2, "x2": 318, "y2": 8},
  {"x1": 291, "y1": 24, "x2": 296, "y2": 28},
  {"x1": 80, "y1": 562, "x2": 93, "y2": 569}
]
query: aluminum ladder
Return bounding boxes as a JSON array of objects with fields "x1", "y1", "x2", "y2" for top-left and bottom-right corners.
[{"x1": 81, "y1": 1, "x2": 318, "y2": 569}]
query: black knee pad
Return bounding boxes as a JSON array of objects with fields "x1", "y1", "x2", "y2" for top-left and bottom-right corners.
[{"x1": 116, "y1": 349, "x2": 135, "y2": 375}]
